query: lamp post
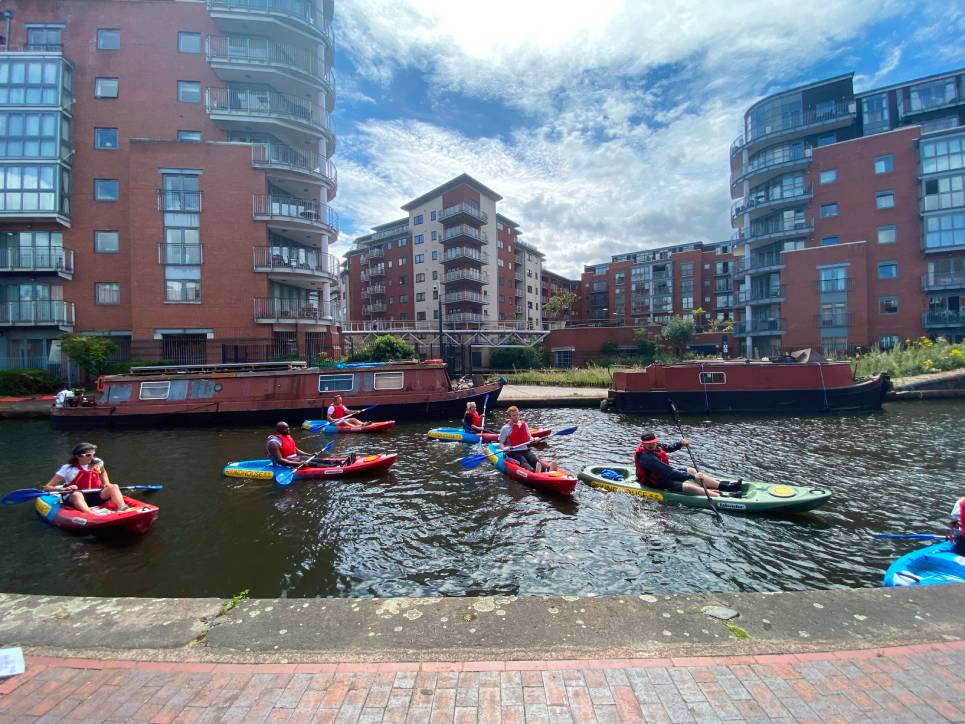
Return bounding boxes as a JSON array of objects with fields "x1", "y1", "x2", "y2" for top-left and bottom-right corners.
[{"x1": 433, "y1": 283, "x2": 444, "y2": 361}]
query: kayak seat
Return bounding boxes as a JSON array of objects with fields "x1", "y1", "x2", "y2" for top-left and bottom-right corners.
[{"x1": 345, "y1": 453, "x2": 358, "y2": 466}]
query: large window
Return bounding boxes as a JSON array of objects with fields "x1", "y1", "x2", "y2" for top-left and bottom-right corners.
[
  {"x1": 878, "y1": 262, "x2": 898, "y2": 279},
  {"x1": 906, "y1": 78, "x2": 958, "y2": 113},
  {"x1": 94, "y1": 230, "x2": 119, "y2": 253},
  {"x1": 0, "y1": 112, "x2": 58, "y2": 158},
  {"x1": 178, "y1": 32, "x2": 201, "y2": 54},
  {"x1": 317, "y1": 374, "x2": 353, "y2": 392},
  {"x1": 94, "y1": 127, "x2": 117, "y2": 150},
  {"x1": 26, "y1": 26, "x2": 62, "y2": 51},
  {"x1": 924, "y1": 212, "x2": 965, "y2": 249},
  {"x1": 94, "y1": 178, "x2": 118, "y2": 201},
  {"x1": 177, "y1": 81, "x2": 201, "y2": 103},
  {"x1": 923, "y1": 173, "x2": 965, "y2": 212},
  {"x1": 921, "y1": 135, "x2": 964, "y2": 174},
  {"x1": 0, "y1": 59, "x2": 64, "y2": 104},
  {"x1": 818, "y1": 265, "x2": 848, "y2": 292},
  {"x1": 0, "y1": 165, "x2": 57, "y2": 211},
  {"x1": 94, "y1": 77, "x2": 119, "y2": 98},
  {"x1": 861, "y1": 93, "x2": 889, "y2": 134}
]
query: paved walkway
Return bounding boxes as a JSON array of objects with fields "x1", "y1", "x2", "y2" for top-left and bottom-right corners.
[{"x1": 2, "y1": 642, "x2": 964, "y2": 722}]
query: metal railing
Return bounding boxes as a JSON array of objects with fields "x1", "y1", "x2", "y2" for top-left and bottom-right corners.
[
  {"x1": 731, "y1": 100, "x2": 856, "y2": 153},
  {"x1": 205, "y1": 0, "x2": 328, "y2": 35},
  {"x1": 731, "y1": 184, "x2": 812, "y2": 219},
  {"x1": 0, "y1": 247, "x2": 73, "y2": 273},
  {"x1": 736, "y1": 146, "x2": 812, "y2": 182},
  {"x1": 252, "y1": 246, "x2": 338, "y2": 277},
  {"x1": 205, "y1": 87, "x2": 334, "y2": 136},
  {"x1": 0, "y1": 300, "x2": 74, "y2": 326},
  {"x1": 816, "y1": 277, "x2": 855, "y2": 293},
  {"x1": 737, "y1": 286, "x2": 786, "y2": 304},
  {"x1": 922, "y1": 272, "x2": 965, "y2": 291},
  {"x1": 745, "y1": 216, "x2": 814, "y2": 242},
  {"x1": 439, "y1": 202, "x2": 488, "y2": 224},
  {"x1": 253, "y1": 297, "x2": 332, "y2": 322},
  {"x1": 445, "y1": 312, "x2": 485, "y2": 323},
  {"x1": 733, "y1": 317, "x2": 785, "y2": 335},
  {"x1": 364, "y1": 246, "x2": 384, "y2": 262},
  {"x1": 923, "y1": 310, "x2": 965, "y2": 327},
  {"x1": 815, "y1": 313, "x2": 854, "y2": 328},
  {"x1": 157, "y1": 190, "x2": 202, "y2": 212},
  {"x1": 363, "y1": 284, "x2": 385, "y2": 296},
  {"x1": 363, "y1": 302, "x2": 387, "y2": 315},
  {"x1": 206, "y1": 34, "x2": 324, "y2": 81},
  {"x1": 361, "y1": 265, "x2": 385, "y2": 279},
  {"x1": 443, "y1": 269, "x2": 487, "y2": 284},
  {"x1": 252, "y1": 195, "x2": 338, "y2": 232},
  {"x1": 444, "y1": 248, "x2": 487, "y2": 264},
  {"x1": 443, "y1": 291, "x2": 487, "y2": 304},
  {"x1": 734, "y1": 253, "x2": 784, "y2": 274},
  {"x1": 370, "y1": 224, "x2": 409, "y2": 242},
  {"x1": 250, "y1": 143, "x2": 336, "y2": 187},
  {"x1": 443, "y1": 224, "x2": 487, "y2": 243}
]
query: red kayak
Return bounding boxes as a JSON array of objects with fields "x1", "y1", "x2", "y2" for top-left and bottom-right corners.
[
  {"x1": 292, "y1": 453, "x2": 397, "y2": 479},
  {"x1": 484, "y1": 443, "x2": 577, "y2": 496},
  {"x1": 34, "y1": 493, "x2": 158, "y2": 534},
  {"x1": 301, "y1": 420, "x2": 396, "y2": 434}
]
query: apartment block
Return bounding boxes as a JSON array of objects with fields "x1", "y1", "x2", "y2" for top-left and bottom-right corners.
[{"x1": 0, "y1": 0, "x2": 339, "y2": 370}]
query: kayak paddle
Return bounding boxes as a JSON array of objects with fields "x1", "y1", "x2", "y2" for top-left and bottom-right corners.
[
  {"x1": 2, "y1": 484, "x2": 164, "y2": 505},
  {"x1": 477, "y1": 393, "x2": 489, "y2": 450},
  {"x1": 306, "y1": 405, "x2": 379, "y2": 434},
  {"x1": 274, "y1": 441, "x2": 335, "y2": 486},
  {"x1": 871, "y1": 533, "x2": 949, "y2": 541},
  {"x1": 460, "y1": 426, "x2": 577, "y2": 470},
  {"x1": 669, "y1": 399, "x2": 724, "y2": 528}
]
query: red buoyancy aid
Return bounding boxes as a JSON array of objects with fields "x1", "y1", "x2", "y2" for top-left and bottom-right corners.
[
  {"x1": 507, "y1": 420, "x2": 530, "y2": 447},
  {"x1": 71, "y1": 465, "x2": 103, "y2": 491},
  {"x1": 463, "y1": 410, "x2": 481, "y2": 430},
  {"x1": 634, "y1": 444, "x2": 670, "y2": 486},
  {"x1": 267, "y1": 434, "x2": 298, "y2": 458},
  {"x1": 330, "y1": 404, "x2": 349, "y2": 421}
]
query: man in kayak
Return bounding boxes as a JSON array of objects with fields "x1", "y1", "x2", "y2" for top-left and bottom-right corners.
[
  {"x1": 498, "y1": 406, "x2": 557, "y2": 472},
  {"x1": 463, "y1": 401, "x2": 484, "y2": 434},
  {"x1": 634, "y1": 431, "x2": 742, "y2": 497},
  {"x1": 326, "y1": 395, "x2": 366, "y2": 428},
  {"x1": 267, "y1": 422, "x2": 315, "y2": 467},
  {"x1": 43, "y1": 442, "x2": 131, "y2": 513}
]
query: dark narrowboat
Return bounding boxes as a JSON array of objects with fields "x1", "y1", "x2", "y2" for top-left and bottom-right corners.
[
  {"x1": 51, "y1": 360, "x2": 501, "y2": 428},
  {"x1": 605, "y1": 358, "x2": 888, "y2": 415}
]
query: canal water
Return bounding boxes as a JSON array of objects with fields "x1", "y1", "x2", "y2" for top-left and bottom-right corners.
[{"x1": 1, "y1": 402, "x2": 962, "y2": 599}]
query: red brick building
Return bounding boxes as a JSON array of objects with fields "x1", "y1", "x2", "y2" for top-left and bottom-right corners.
[{"x1": 0, "y1": 0, "x2": 340, "y2": 370}]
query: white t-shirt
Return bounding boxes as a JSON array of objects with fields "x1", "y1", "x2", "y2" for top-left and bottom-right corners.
[
  {"x1": 950, "y1": 497, "x2": 965, "y2": 522},
  {"x1": 55, "y1": 458, "x2": 104, "y2": 485},
  {"x1": 54, "y1": 390, "x2": 74, "y2": 407}
]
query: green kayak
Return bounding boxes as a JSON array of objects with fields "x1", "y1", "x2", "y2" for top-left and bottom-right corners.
[{"x1": 577, "y1": 465, "x2": 831, "y2": 514}]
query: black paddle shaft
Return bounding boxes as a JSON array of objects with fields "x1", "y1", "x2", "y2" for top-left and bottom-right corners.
[{"x1": 668, "y1": 399, "x2": 724, "y2": 527}]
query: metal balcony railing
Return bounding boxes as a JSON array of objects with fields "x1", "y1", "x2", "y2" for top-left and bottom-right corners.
[
  {"x1": 205, "y1": 35, "x2": 324, "y2": 82},
  {"x1": 747, "y1": 217, "x2": 814, "y2": 242},
  {"x1": 0, "y1": 247, "x2": 73, "y2": 274},
  {"x1": 252, "y1": 195, "x2": 338, "y2": 232},
  {"x1": 733, "y1": 317, "x2": 786, "y2": 335},
  {"x1": 253, "y1": 297, "x2": 332, "y2": 322},
  {"x1": 362, "y1": 302, "x2": 387, "y2": 315},
  {"x1": 443, "y1": 291, "x2": 487, "y2": 304},
  {"x1": 922, "y1": 272, "x2": 965, "y2": 291},
  {"x1": 252, "y1": 246, "x2": 338, "y2": 277},
  {"x1": 731, "y1": 185, "x2": 813, "y2": 219},
  {"x1": 443, "y1": 224, "x2": 487, "y2": 244},
  {"x1": 205, "y1": 87, "x2": 334, "y2": 136},
  {"x1": 815, "y1": 313, "x2": 854, "y2": 328},
  {"x1": 735, "y1": 146, "x2": 812, "y2": 183},
  {"x1": 443, "y1": 248, "x2": 487, "y2": 264},
  {"x1": 364, "y1": 246, "x2": 384, "y2": 262},
  {"x1": 205, "y1": 0, "x2": 329, "y2": 37},
  {"x1": 734, "y1": 253, "x2": 784, "y2": 274},
  {"x1": 364, "y1": 264, "x2": 385, "y2": 278},
  {"x1": 923, "y1": 310, "x2": 965, "y2": 327},
  {"x1": 731, "y1": 100, "x2": 856, "y2": 153},
  {"x1": 0, "y1": 300, "x2": 74, "y2": 326},
  {"x1": 439, "y1": 202, "x2": 488, "y2": 224},
  {"x1": 445, "y1": 312, "x2": 485, "y2": 324},
  {"x1": 157, "y1": 190, "x2": 202, "y2": 212},
  {"x1": 363, "y1": 284, "x2": 385, "y2": 297},
  {"x1": 816, "y1": 277, "x2": 855, "y2": 293},
  {"x1": 443, "y1": 269, "x2": 487, "y2": 284},
  {"x1": 250, "y1": 144, "x2": 336, "y2": 187},
  {"x1": 371, "y1": 224, "x2": 409, "y2": 242}
]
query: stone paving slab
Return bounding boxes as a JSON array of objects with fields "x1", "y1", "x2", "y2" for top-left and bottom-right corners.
[{"x1": 1, "y1": 642, "x2": 963, "y2": 723}]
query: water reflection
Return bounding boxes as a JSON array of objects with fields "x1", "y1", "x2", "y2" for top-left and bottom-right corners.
[{"x1": 0, "y1": 400, "x2": 961, "y2": 598}]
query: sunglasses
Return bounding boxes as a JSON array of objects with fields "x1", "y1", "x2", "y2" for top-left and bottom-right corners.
[{"x1": 78, "y1": 451, "x2": 95, "y2": 456}]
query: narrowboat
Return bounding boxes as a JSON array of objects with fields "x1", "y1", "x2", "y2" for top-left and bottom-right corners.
[
  {"x1": 51, "y1": 360, "x2": 502, "y2": 428},
  {"x1": 605, "y1": 358, "x2": 889, "y2": 415}
]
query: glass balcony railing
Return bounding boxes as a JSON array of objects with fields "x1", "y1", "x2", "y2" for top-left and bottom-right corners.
[
  {"x1": 0, "y1": 300, "x2": 74, "y2": 326},
  {"x1": 439, "y1": 202, "x2": 488, "y2": 224},
  {"x1": 922, "y1": 272, "x2": 965, "y2": 291},
  {"x1": 733, "y1": 317, "x2": 785, "y2": 335},
  {"x1": 923, "y1": 310, "x2": 965, "y2": 327},
  {"x1": 253, "y1": 297, "x2": 332, "y2": 322},
  {"x1": 445, "y1": 312, "x2": 485, "y2": 324},
  {"x1": 443, "y1": 248, "x2": 487, "y2": 264},
  {"x1": 206, "y1": 0, "x2": 330, "y2": 39},
  {"x1": 443, "y1": 269, "x2": 487, "y2": 284},
  {"x1": 371, "y1": 224, "x2": 409, "y2": 242},
  {"x1": 252, "y1": 246, "x2": 338, "y2": 278},
  {"x1": 0, "y1": 247, "x2": 73, "y2": 275},
  {"x1": 205, "y1": 87, "x2": 334, "y2": 137},
  {"x1": 252, "y1": 195, "x2": 338, "y2": 233},
  {"x1": 731, "y1": 101, "x2": 856, "y2": 154},
  {"x1": 737, "y1": 285, "x2": 786, "y2": 304},
  {"x1": 731, "y1": 185, "x2": 812, "y2": 219},
  {"x1": 443, "y1": 291, "x2": 487, "y2": 304},
  {"x1": 250, "y1": 144, "x2": 336, "y2": 188},
  {"x1": 443, "y1": 224, "x2": 487, "y2": 244}
]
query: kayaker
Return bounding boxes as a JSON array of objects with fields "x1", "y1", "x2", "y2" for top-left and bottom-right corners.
[
  {"x1": 326, "y1": 395, "x2": 365, "y2": 428},
  {"x1": 463, "y1": 401, "x2": 484, "y2": 433},
  {"x1": 266, "y1": 422, "x2": 314, "y2": 468},
  {"x1": 498, "y1": 406, "x2": 557, "y2": 472},
  {"x1": 634, "y1": 431, "x2": 742, "y2": 497},
  {"x1": 949, "y1": 496, "x2": 965, "y2": 555},
  {"x1": 43, "y1": 442, "x2": 131, "y2": 513}
]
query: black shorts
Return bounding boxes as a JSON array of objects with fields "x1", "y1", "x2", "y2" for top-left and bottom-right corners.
[
  {"x1": 507, "y1": 449, "x2": 539, "y2": 471},
  {"x1": 641, "y1": 476, "x2": 686, "y2": 494},
  {"x1": 61, "y1": 489, "x2": 104, "y2": 505}
]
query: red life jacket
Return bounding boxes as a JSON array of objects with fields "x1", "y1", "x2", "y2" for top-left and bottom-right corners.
[
  {"x1": 330, "y1": 404, "x2": 349, "y2": 421},
  {"x1": 71, "y1": 465, "x2": 102, "y2": 491},
  {"x1": 463, "y1": 410, "x2": 481, "y2": 431},
  {"x1": 507, "y1": 420, "x2": 530, "y2": 447},
  {"x1": 634, "y1": 444, "x2": 669, "y2": 486},
  {"x1": 267, "y1": 434, "x2": 297, "y2": 458}
]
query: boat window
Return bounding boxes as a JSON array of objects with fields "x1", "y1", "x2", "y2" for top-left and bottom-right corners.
[
  {"x1": 190, "y1": 379, "x2": 218, "y2": 399},
  {"x1": 168, "y1": 380, "x2": 189, "y2": 400},
  {"x1": 139, "y1": 381, "x2": 171, "y2": 400},
  {"x1": 318, "y1": 374, "x2": 354, "y2": 393},
  {"x1": 698, "y1": 372, "x2": 726, "y2": 385},
  {"x1": 373, "y1": 372, "x2": 404, "y2": 390},
  {"x1": 105, "y1": 383, "x2": 131, "y2": 403}
]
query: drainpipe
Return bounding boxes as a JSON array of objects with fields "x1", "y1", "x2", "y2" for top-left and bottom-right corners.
[{"x1": 2, "y1": 10, "x2": 12, "y2": 51}]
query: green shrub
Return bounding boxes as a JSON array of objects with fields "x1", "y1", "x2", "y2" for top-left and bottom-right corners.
[
  {"x1": 311, "y1": 353, "x2": 339, "y2": 368},
  {"x1": 490, "y1": 345, "x2": 543, "y2": 370},
  {"x1": 600, "y1": 340, "x2": 619, "y2": 356},
  {"x1": 0, "y1": 369, "x2": 63, "y2": 396},
  {"x1": 345, "y1": 334, "x2": 416, "y2": 362},
  {"x1": 850, "y1": 337, "x2": 965, "y2": 379},
  {"x1": 100, "y1": 359, "x2": 174, "y2": 375}
]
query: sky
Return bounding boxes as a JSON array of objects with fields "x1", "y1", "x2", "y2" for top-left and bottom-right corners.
[{"x1": 330, "y1": 0, "x2": 965, "y2": 278}]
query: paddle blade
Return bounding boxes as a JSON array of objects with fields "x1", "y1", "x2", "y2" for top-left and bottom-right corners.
[
  {"x1": 871, "y1": 533, "x2": 947, "y2": 541},
  {"x1": 274, "y1": 468, "x2": 294, "y2": 486},
  {"x1": 122, "y1": 485, "x2": 164, "y2": 492},
  {"x1": 1, "y1": 488, "x2": 49, "y2": 504},
  {"x1": 460, "y1": 453, "x2": 489, "y2": 469},
  {"x1": 553, "y1": 426, "x2": 578, "y2": 437},
  {"x1": 320, "y1": 441, "x2": 335, "y2": 454}
]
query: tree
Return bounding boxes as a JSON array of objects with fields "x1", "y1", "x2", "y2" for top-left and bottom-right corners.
[
  {"x1": 345, "y1": 334, "x2": 415, "y2": 362},
  {"x1": 58, "y1": 333, "x2": 117, "y2": 380},
  {"x1": 543, "y1": 290, "x2": 577, "y2": 319},
  {"x1": 632, "y1": 328, "x2": 661, "y2": 363},
  {"x1": 661, "y1": 316, "x2": 696, "y2": 358}
]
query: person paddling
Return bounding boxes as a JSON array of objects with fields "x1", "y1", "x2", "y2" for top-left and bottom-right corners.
[
  {"x1": 326, "y1": 395, "x2": 365, "y2": 428},
  {"x1": 634, "y1": 431, "x2": 741, "y2": 497},
  {"x1": 463, "y1": 401, "x2": 484, "y2": 434},
  {"x1": 43, "y1": 442, "x2": 131, "y2": 513},
  {"x1": 949, "y1": 496, "x2": 965, "y2": 555},
  {"x1": 498, "y1": 406, "x2": 557, "y2": 472},
  {"x1": 267, "y1": 422, "x2": 314, "y2": 468}
]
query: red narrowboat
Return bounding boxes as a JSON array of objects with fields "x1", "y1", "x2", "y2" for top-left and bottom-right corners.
[{"x1": 51, "y1": 360, "x2": 502, "y2": 428}]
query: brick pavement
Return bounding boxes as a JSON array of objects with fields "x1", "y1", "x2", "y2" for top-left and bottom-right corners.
[{"x1": 1, "y1": 641, "x2": 963, "y2": 722}]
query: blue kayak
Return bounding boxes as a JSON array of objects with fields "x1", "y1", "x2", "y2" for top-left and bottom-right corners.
[{"x1": 883, "y1": 541, "x2": 965, "y2": 587}]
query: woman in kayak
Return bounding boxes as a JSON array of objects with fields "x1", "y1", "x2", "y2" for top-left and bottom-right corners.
[
  {"x1": 634, "y1": 431, "x2": 741, "y2": 496},
  {"x1": 326, "y1": 395, "x2": 365, "y2": 428},
  {"x1": 949, "y1": 496, "x2": 965, "y2": 555},
  {"x1": 463, "y1": 401, "x2": 484, "y2": 434},
  {"x1": 43, "y1": 442, "x2": 131, "y2": 513},
  {"x1": 498, "y1": 406, "x2": 557, "y2": 472}
]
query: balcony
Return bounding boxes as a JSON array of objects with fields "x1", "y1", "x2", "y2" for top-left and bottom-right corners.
[
  {"x1": 0, "y1": 300, "x2": 74, "y2": 329},
  {"x1": 442, "y1": 224, "x2": 488, "y2": 245},
  {"x1": 816, "y1": 277, "x2": 855, "y2": 293},
  {"x1": 252, "y1": 195, "x2": 338, "y2": 235},
  {"x1": 205, "y1": 35, "x2": 332, "y2": 97},
  {"x1": 362, "y1": 264, "x2": 385, "y2": 280},
  {"x1": 443, "y1": 248, "x2": 488, "y2": 265},
  {"x1": 924, "y1": 310, "x2": 965, "y2": 328},
  {"x1": 364, "y1": 246, "x2": 384, "y2": 263},
  {"x1": 363, "y1": 302, "x2": 387, "y2": 315},
  {"x1": 445, "y1": 312, "x2": 485, "y2": 324},
  {"x1": 205, "y1": 87, "x2": 334, "y2": 140},
  {"x1": 439, "y1": 202, "x2": 488, "y2": 225},
  {"x1": 252, "y1": 246, "x2": 338, "y2": 281},
  {"x1": 731, "y1": 101, "x2": 856, "y2": 157},
  {"x1": 734, "y1": 253, "x2": 784, "y2": 275},
  {"x1": 0, "y1": 248, "x2": 73, "y2": 278},
  {"x1": 743, "y1": 217, "x2": 814, "y2": 244},
  {"x1": 443, "y1": 269, "x2": 487, "y2": 285},
  {"x1": 443, "y1": 291, "x2": 487, "y2": 305},
  {"x1": 732, "y1": 147, "x2": 812, "y2": 190},
  {"x1": 371, "y1": 224, "x2": 409, "y2": 242},
  {"x1": 157, "y1": 190, "x2": 202, "y2": 213},
  {"x1": 733, "y1": 317, "x2": 785, "y2": 335},
  {"x1": 206, "y1": 0, "x2": 332, "y2": 45},
  {"x1": 731, "y1": 185, "x2": 813, "y2": 221},
  {"x1": 254, "y1": 297, "x2": 332, "y2": 324},
  {"x1": 922, "y1": 272, "x2": 965, "y2": 291},
  {"x1": 815, "y1": 313, "x2": 854, "y2": 328},
  {"x1": 362, "y1": 284, "x2": 385, "y2": 297},
  {"x1": 251, "y1": 144, "x2": 337, "y2": 195}
]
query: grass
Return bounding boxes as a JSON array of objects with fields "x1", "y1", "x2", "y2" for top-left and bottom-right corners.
[
  {"x1": 502, "y1": 363, "x2": 626, "y2": 388},
  {"x1": 849, "y1": 337, "x2": 965, "y2": 379}
]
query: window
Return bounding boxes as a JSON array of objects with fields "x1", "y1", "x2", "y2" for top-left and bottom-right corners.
[
  {"x1": 876, "y1": 191, "x2": 895, "y2": 209},
  {"x1": 878, "y1": 262, "x2": 898, "y2": 279},
  {"x1": 877, "y1": 225, "x2": 896, "y2": 244},
  {"x1": 879, "y1": 296, "x2": 899, "y2": 314},
  {"x1": 165, "y1": 280, "x2": 200, "y2": 302},
  {"x1": 819, "y1": 169, "x2": 837, "y2": 184},
  {"x1": 415, "y1": 292, "x2": 425, "y2": 302},
  {"x1": 399, "y1": 294, "x2": 408, "y2": 303},
  {"x1": 177, "y1": 81, "x2": 201, "y2": 103},
  {"x1": 431, "y1": 250, "x2": 438, "y2": 261},
  {"x1": 415, "y1": 273, "x2": 425, "y2": 283},
  {"x1": 698, "y1": 372, "x2": 726, "y2": 384},
  {"x1": 818, "y1": 133, "x2": 836, "y2": 146},
  {"x1": 924, "y1": 212, "x2": 965, "y2": 249},
  {"x1": 374, "y1": 372, "x2": 404, "y2": 390},
  {"x1": 414, "y1": 234, "x2": 424, "y2": 244},
  {"x1": 94, "y1": 179, "x2": 119, "y2": 201},
  {"x1": 430, "y1": 211, "x2": 437, "y2": 221},
  {"x1": 94, "y1": 127, "x2": 117, "y2": 150},
  {"x1": 820, "y1": 236, "x2": 839, "y2": 246},
  {"x1": 26, "y1": 25, "x2": 63, "y2": 51},
  {"x1": 431, "y1": 271, "x2": 438, "y2": 280},
  {"x1": 413, "y1": 214, "x2": 423, "y2": 225},
  {"x1": 139, "y1": 381, "x2": 171, "y2": 400},
  {"x1": 399, "y1": 275, "x2": 406, "y2": 285},
  {"x1": 820, "y1": 203, "x2": 838, "y2": 217},
  {"x1": 95, "y1": 77, "x2": 119, "y2": 98},
  {"x1": 317, "y1": 374, "x2": 354, "y2": 392},
  {"x1": 397, "y1": 238, "x2": 406, "y2": 247},
  {"x1": 879, "y1": 335, "x2": 899, "y2": 350},
  {"x1": 96, "y1": 29, "x2": 120, "y2": 50},
  {"x1": 94, "y1": 230, "x2": 119, "y2": 253},
  {"x1": 0, "y1": 111, "x2": 59, "y2": 158},
  {"x1": 178, "y1": 32, "x2": 201, "y2": 53},
  {"x1": 178, "y1": 130, "x2": 202, "y2": 142},
  {"x1": 874, "y1": 155, "x2": 893, "y2": 174},
  {"x1": 95, "y1": 282, "x2": 120, "y2": 304},
  {"x1": 921, "y1": 136, "x2": 964, "y2": 175},
  {"x1": 552, "y1": 348, "x2": 574, "y2": 368},
  {"x1": 417, "y1": 311, "x2": 426, "y2": 321},
  {"x1": 414, "y1": 254, "x2": 424, "y2": 263},
  {"x1": 398, "y1": 257, "x2": 407, "y2": 266},
  {"x1": 431, "y1": 230, "x2": 437, "y2": 241}
]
